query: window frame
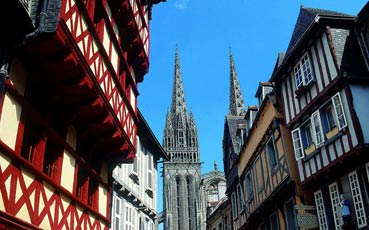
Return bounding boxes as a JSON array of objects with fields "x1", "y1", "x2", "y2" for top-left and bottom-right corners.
[
  {"x1": 266, "y1": 136, "x2": 279, "y2": 172},
  {"x1": 332, "y1": 92, "x2": 347, "y2": 130},
  {"x1": 231, "y1": 192, "x2": 238, "y2": 220},
  {"x1": 314, "y1": 189, "x2": 328, "y2": 230},
  {"x1": 293, "y1": 53, "x2": 314, "y2": 88},
  {"x1": 292, "y1": 128, "x2": 304, "y2": 160},
  {"x1": 237, "y1": 183, "x2": 245, "y2": 213},
  {"x1": 245, "y1": 171, "x2": 254, "y2": 201}
]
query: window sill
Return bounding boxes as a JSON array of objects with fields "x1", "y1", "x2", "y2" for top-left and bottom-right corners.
[{"x1": 295, "y1": 80, "x2": 315, "y2": 98}]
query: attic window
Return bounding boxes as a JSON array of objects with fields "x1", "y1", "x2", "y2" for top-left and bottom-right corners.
[{"x1": 294, "y1": 53, "x2": 314, "y2": 88}]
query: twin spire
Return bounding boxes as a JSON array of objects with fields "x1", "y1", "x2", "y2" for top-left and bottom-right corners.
[
  {"x1": 168, "y1": 46, "x2": 246, "y2": 120},
  {"x1": 229, "y1": 49, "x2": 246, "y2": 116}
]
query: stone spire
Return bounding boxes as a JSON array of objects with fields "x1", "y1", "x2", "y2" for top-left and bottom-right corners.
[
  {"x1": 170, "y1": 46, "x2": 187, "y2": 117},
  {"x1": 229, "y1": 49, "x2": 246, "y2": 116}
]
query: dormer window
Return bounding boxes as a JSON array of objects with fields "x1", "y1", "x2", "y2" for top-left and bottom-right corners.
[{"x1": 294, "y1": 53, "x2": 314, "y2": 88}]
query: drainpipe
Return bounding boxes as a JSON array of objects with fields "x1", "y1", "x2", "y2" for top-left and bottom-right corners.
[{"x1": 0, "y1": 52, "x2": 9, "y2": 101}]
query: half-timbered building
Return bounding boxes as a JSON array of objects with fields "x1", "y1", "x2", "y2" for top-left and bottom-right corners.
[
  {"x1": 236, "y1": 81, "x2": 311, "y2": 229},
  {"x1": 0, "y1": 0, "x2": 165, "y2": 229},
  {"x1": 271, "y1": 5, "x2": 369, "y2": 229}
]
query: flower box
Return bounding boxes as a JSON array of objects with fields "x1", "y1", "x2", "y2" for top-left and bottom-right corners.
[
  {"x1": 305, "y1": 144, "x2": 316, "y2": 156},
  {"x1": 326, "y1": 127, "x2": 339, "y2": 140}
]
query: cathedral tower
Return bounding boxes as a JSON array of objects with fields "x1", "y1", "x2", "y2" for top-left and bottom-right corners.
[{"x1": 162, "y1": 47, "x2": 204, "y2": 230}]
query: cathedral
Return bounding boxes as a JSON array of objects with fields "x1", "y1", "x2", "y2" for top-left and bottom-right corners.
[{"x1": 161, "y1": 47, "x2": 226, "y2": 230}]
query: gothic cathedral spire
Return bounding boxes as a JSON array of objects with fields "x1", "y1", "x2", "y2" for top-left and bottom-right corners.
[
  {"x1": 171, "y1": 46, "x2": 187, "y2": 116},
  {"x1": 162, "y1": 46, "x2": 204, "y2": 230},
  {"x1": 229, "y1": 49, "x2": 246, "y2": 116}
]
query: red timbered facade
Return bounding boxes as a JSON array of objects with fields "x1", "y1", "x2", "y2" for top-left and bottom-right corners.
[{"x1": 0, "y1": 0, "x2": 165, "y2": 229}]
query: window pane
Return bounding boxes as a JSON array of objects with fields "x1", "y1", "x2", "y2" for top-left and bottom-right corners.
[
  {"x1": 292, "y1": 129, "x2": 304, "y2": 160},
  {"x1": 332, "y1": 93, "x2": 347, "y2": 130},
  {"x1": 312, "y1": 111, "x2": 323, "y2": 145}
]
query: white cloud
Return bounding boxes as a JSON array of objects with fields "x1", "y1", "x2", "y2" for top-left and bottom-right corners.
[{"x1": 174, "y1": 0, "x2": 189, "y2": 9}]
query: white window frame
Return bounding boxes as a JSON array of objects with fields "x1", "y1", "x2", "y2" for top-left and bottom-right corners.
[
  {"x1": 294, "y1": 53, "x2": 314, "y2": 88},
  {"x1": 314, "y1": 190, "x2": 328, "y2": 230},
  {"x1": 292, "y1": 128, "x2": 304, "y2": 160},
  {"x1": 332, "y1": 92, "x2": 347, "y2": 130},
  {"x1": 311, "y1": 111, "x2": 324, "y2": 146},
  {"x1": 147, "y1": 153, "x2": 153, "y2": 190},
  {"x1": 348, "y1": 170, "x2": 367, "y2": 228},
  {"x1": 328, "y1": 182, "x2": 342, "y2": 230}
]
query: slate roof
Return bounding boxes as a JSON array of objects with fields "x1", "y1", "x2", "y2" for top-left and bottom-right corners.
[{"x1": 286, "y1": 6, "x2": 355, "y2": 55}]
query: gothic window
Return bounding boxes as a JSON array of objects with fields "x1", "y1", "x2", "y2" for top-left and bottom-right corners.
[
  {"x1": 178, "y1": 130, "x2": 184, "y2": 147},
  {"x1": 187, "y1": 176, "x2": 192, "y2": 228},
  {"x1": 176, "y1": 177, "x2": 181, "y2": 228}
]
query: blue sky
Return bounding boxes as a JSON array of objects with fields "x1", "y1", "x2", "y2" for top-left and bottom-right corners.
[{"x1": 137, "y1": 0, "x2": 368, "y2": 218}]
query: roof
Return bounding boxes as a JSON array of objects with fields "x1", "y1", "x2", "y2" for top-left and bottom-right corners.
[
  {"x1": 271, "y1": 5, "x2": 356, "y2": 82},
  {"x1": 286, "y1": 6, "x2": 354, "y2": 55},
  {"x1": 137, "y1": 109, "x2": 169, "y2": 161}
]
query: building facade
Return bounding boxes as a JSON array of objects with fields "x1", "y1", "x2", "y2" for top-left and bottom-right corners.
[
  {"x1": 111, "y1": 110, "x2": 168, "y2": 230},
  {"x1": 0, "y1": 0, "x2": 164, "y2": 229},
  {"x1": 236, "y1": 81, "x2": 311, "y2": 229},
  {"x1": 271, "y1": 5, "x2": 369, "y2": 230}
]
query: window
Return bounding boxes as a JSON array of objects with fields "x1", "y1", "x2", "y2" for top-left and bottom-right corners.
[
  {"x1": 237, "y1": 184, "x2": 245, "y2": 213},
  {"x1": 348, "y1": 170, "x2": 367, "y2": 228},
  {"x1": 125, "y1": 204, "x2": 135, "y2": 230},
  {"x1": 294, "y1": 53, "x2": 313, "y2": 88},
  {"x1": 312, "y1": 111, "x2": 324, "y2": 146},
  {"x1": 255, "y1": 156, "x2": 264, "y2": 191},
  {"x1": 147, "y1": 154, "x2": 153, "y2": 189},
  {"x1": 303, "y1": 122, "x2": 314, "y2": 147},
  {"x1": 245, "y1": 172, "x2": 253, "y2": 201},
  {"x1": 269, "y1": 212, "x2": 279, "y2": 230},
  {"x1": 76, "y1": 165, "x2": 89, "y2": 203},
  {"x1": 231, "y1": 192, "x2": 237, "y2": 220},
  {"x1": 332, "y1": 93, "x2": 347, "y2": 130},
  {"x1": 266, "y1": 136, "x2": 278, "y2": 170},
  {"x1": 314, "y1": 190, "x2": 328, "y2": 230},
  {"x1": 284, "y1": 199, "x2": 297, "y2": 230},
  {"x1": 292, "y1": 129, "x2": 304, "y2": 160},
  {"x1": 113, "y1": 196, "x2": 122, "y2": 230},
  {"x1": 328, "y1": 182, "x2": 342, "y2": 229}
]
